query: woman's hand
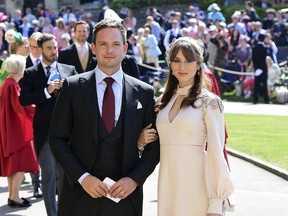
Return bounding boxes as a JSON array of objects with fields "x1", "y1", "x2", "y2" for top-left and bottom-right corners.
[{"x1": 137, "y1": 123, "x2": 158, "y2": 150}]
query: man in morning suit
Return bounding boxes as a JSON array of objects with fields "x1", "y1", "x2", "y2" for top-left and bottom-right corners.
[
  {"x1": 58, "y1": 20, "x2": 96, "y2": 73},
  {"x1": 49, "y1": 19, "x2": 160, "y2": 216},
  {"x1": 25, "y1": 31, "x2": 43, "y2": 199},
  {"x1": 19, "y1": 33, "x2": 77, "y2": 216},
  {"x1": 252, "y1": 33, "x2": 269, "y2": 104},
  {"x1": 26, "y1": 32, "x2": 42, "y2": 69}
]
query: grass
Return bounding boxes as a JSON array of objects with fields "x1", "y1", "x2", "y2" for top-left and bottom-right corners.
[{"x1": 224, "y1": 113, "x2": 288, "y2": 171}]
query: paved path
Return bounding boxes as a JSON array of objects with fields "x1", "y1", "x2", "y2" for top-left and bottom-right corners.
[
  {"x1": 1, "y1": 155, "x2": 288, "y2": 216},
  {"x1": 223, "y1": 101, "x2": 288, "y2": 116},
  {"x1": 1, "y1": 101, "x2": 287, "y2": 215}
]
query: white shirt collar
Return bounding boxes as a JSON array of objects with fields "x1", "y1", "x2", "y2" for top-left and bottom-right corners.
[
  {"x1": 95, "y1": 66, "x2": 123, "y2": 86},
  {"x1": 42, "y1": 61, "x2": 57, "y2": 70},
  {"x1": 75, "y1": 42, "x2": 88, "y2": 49},
  {"x1": 30, "y1": 54, "x2": 41, "y2": 64}
]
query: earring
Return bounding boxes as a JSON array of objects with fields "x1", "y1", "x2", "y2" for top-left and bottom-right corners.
[{"x1": 197, "y1": 70, "x2": 200, "y2": 76}]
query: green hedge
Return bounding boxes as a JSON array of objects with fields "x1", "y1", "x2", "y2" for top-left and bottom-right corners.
[
  {"x1": 109, "y1": 0, "x2": 224, "y2": 10},
  {"x1": 109, "y1": 1, "x2": 288, "y2": 23}
]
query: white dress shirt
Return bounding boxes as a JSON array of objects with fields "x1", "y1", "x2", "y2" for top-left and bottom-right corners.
[
  {"x1": 42, "y1": 62, "x2": 57, "y2": 99},
  {"x1": 30, "y1": 54, "x2": 42, "y2": 65}
]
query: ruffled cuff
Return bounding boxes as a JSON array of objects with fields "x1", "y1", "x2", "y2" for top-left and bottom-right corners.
[{"x1": 207, "y1": 198, "x2": 224, "y2": 214}]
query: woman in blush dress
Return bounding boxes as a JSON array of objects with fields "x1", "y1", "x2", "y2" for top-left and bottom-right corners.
[
  {"x1": 155, "y1": 37, "x2": 234, "y2": 216},
  {"x1": 0, "y1": 54, "x2": 39, "y2": 207},
  {"x1": 52, "y1": 17, "x2": 68, "y2": 50}
]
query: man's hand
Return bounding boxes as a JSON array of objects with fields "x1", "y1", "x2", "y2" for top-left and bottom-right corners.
[
  {"x1": 81, "y1": 175, "x2": 108, "y2": 198},
  {"x1": 60, "y1": 79, "x2": 65, "y2": 88},
  {"x1": 138, "y1": 123, "x2": 158, "y2": 147},
  {"x1": 47, "y1": 80, "x2": 61, "y2": 94},
  {"x1": 109, "y1": 177, "x2": 138, "y2": 199}
]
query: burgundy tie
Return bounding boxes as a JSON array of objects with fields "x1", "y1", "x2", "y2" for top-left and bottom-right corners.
[{"x1": 102, "y1": 77, "x2": 115, "y2": 133}]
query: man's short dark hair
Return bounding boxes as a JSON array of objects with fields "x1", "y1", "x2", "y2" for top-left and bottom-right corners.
[
  {"x1": 74, "y1": 20, "x2": 90, "y2": 32},
  {"x1": 92, "y1": 18, "x2": 126, "y2": 44},
  {"x1": 37, "y1": 33, "x2": 56, "y2": 48}
]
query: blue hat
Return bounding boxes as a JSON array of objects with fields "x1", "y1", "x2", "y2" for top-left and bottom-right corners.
[{"x1": 192, "y1": 3, "x2": 199, "y2": 8}]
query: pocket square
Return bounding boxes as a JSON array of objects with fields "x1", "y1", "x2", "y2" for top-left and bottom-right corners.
[{"x1": 137, "y1": 101, "x2": 142, "y2": 109}]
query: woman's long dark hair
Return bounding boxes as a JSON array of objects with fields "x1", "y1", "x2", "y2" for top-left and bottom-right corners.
[{"x1": 156, "y1": 37, "x2": 209, "y2": 111}]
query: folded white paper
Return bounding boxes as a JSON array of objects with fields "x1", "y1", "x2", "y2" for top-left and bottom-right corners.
[
  {"x1": 137, "y1": 101, "x2": 142, "y2": 109},
  {"x1": 103, "y1": 177, "x2": 121, "y2": 203}
]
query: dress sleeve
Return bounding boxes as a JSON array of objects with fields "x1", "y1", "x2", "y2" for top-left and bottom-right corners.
[
  {"x1": 9, "y1": 82, "x2": 35, "y2": 142},
  {"x1": 203, "y1": 94, "x2": 234, "y2": 214}
]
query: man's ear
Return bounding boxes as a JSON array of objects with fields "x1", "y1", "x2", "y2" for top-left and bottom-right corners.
[
  {"x1": 123, "y1": 42, "x2": 128, "y2": 54},
  {"x1": 91, "y1": 43, "x2": 96, "y2": 55}
]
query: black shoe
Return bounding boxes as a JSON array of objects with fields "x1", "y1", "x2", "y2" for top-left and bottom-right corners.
[
  {"x1": 33, "y1": 187, "x2": 43, "y2": 198},
  {"x1": 8, "y1": 198, "x2": 31, "y2": 207}
]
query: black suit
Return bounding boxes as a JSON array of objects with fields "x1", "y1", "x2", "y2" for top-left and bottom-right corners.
[
  {"x1": 25, "y1": 54, "x2": 42, "y2": 195},
  {"x1": 121, "y1": 55, "x2": 140, "y2": 79},
  {"x1": 19, "y1": 63, "x2": 77, "y2": 155},
  {"x1": 58, "y1": 43, "x2": 96, "y2": 74},
  {"x1": 252, "y1": 43, "x2": 269, "y2": 104},
  {"x1": 49, "y1": 70, "x2": 160, "y2": 215},
  {"x1": 19, "y1": 63, "x2": 77, "y2": 216},
  {"x1": 25, "y1": 55, "x2": 34, "y2": 69}
]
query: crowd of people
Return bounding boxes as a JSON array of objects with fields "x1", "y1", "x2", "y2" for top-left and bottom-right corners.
[
  {"x1": 0, "y1": 1, "x2": 286, "y2": 215},
  {"x1": 0, "y1": 1, "x2": 286, "y2": 99}
]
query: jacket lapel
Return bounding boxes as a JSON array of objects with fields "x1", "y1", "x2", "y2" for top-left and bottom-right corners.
[
  {"x1": 36, "y1": 64, "x2": 49, "y2": 86},
  {"x1": 73, "y1": 44, "x2": 84, "y2": 72},
  {"x1": 56, "y1": 63, "x2": 69, "y2": 79},
  {"x1": 79, "y1": 71, "x2": 99, "y2": 144},
  {"x1": 123, "y1": 75, "x2": 138, "y2": 158}
]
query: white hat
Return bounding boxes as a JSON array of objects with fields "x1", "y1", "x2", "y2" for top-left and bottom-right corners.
[
  {"x1": 102, "y1": 5, "x2": 109, "y2": 11},
  {"x1": 219, "y1": 22, "x2": 226, "y2": 28},
  {"x1": 104, "y1": 9, "x2": 123, "y2": 23},
  {"x1": 32, "y1": 19, "x2": 39, "y2": 25},
  {"x1": 208, "y1": 25, "x2": 217, "y2": 32}
]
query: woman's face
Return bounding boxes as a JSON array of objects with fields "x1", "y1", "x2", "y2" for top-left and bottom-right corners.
[
  {"x1": 233, "y1": 29, "x2": 239, "y2": 37},
  {"x1": 17, "y1": 40, "x2": 29, "y2": 56},
  {"x1": 239, "y1": 38, "x2": 246, "y2": 45},
  {"x1": 170, "y1": 49, "x2": 199, "y2": 87}
]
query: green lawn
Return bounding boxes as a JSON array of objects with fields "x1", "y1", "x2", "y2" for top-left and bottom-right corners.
[{"x1": 224, "y1": 113, "x2": 288, "y2": 171}]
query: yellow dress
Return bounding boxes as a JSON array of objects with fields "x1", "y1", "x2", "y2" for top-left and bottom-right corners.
[{"x1": 156, "y1": 86, "x2": 234, "y2": 216}]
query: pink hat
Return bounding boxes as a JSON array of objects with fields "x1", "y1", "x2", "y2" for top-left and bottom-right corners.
[{"x1": 0, "y1": 12, "x2": 8, "y2": 22}]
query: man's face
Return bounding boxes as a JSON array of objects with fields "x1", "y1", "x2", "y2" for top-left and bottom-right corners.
[
  {"x1": 40, "y1": 39, "x2": 58, "y2": 64},
  {"x1": 29, "y1": 39, "x2": 41, "y2": 58},
  {"x1": 74, "y1": 24, "x2": 89, "y2": 44},
  {"x1": 92, "y1": 28, "x2": 127, "y2": 75}
]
